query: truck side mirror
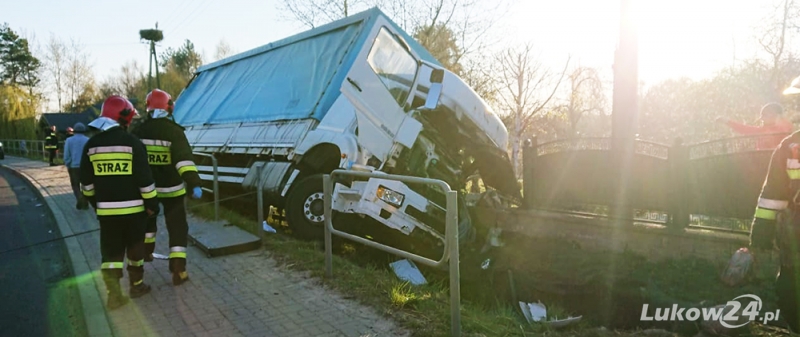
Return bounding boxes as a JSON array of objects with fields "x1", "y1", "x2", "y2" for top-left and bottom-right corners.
[{"x1": 424, "y1": 69, "x2": 445, "y2": 110}]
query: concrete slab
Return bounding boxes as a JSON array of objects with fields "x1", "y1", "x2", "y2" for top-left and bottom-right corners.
[{"x1": 187, "y1": 216, "x2": 261, "y2": 257}]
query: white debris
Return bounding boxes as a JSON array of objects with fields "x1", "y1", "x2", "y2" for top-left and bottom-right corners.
[
  {"x1": 35, "y1": 203, "x2": 42, "y2": 207},
  {"x1": 262, "y1": 221, "x2": 277, "y2": 233},
  {"x1": 389, "y1": 259, "x2": 427, "y2": 285},
  {"x1": 152, "y1": 253, "x2": 168, "y2": 260},
  {"x1": 518, "y1": 300, "x2": 582, "y2": 328}
]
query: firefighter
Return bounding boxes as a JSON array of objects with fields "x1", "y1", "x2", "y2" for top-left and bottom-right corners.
[
  {"x1": 750, "y1": 75, "x2": 800, "y2": 332},
  {"x1": 130, "y1": 89, "x2": 202, "y2": 286},
  {"x1": 45, "y1": 125, "x2": 59, "y2": 166},
  {"x1": 80, "y1": 95, "x2": 159, "y2": 309}
]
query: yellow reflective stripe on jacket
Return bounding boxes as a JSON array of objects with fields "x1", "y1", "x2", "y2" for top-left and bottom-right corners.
[
  {"x1": 176, "y1": 161, "x2": 198, "y2": 175},
  {"x1": 156, "y1": 183, "x2": 186, "y2": 198},
  {"x1": 170, "y1": 246, "x2": 187, "y2": 259},
  {"x1": 755, "y1": 207, "x2": 778, "y2": 220},
  {"x1": 81, "y1": 184, "x2": 94, "y2": 196},
  {"x1": 89, "y1": 153, "x2": 132, "y2": 161},
  {"x1": 101, "y1": 262, "x2": 124, "y2": 269},
  {"x1": 96, "y1": 200, "x2": 145, "y2": 216},
  {"x1": 145, "y1": 145, "x2": 170, "y2": 152},
  {"x1": 89, "y1": 149, "x2": 133, "y2": 176},
  {"x1": 789, "y1": 169, "x2": 800, "y2": 180},
  {"x1": 140, "y1": 183, "x2": 157, "y2": 199}
]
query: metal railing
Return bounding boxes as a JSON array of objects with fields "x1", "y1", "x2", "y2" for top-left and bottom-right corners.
[
  {"x1": 322, "y1": 170, "x2": 461, "y2": 337},
  {"x1": 0, "y1": 139, "x2": 64, "y2": 161},
  {"x1": 193, "y1": 152, "x2": 220, "y2": 222}
]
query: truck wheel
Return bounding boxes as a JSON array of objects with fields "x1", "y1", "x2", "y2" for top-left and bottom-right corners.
[{"x1": 286, "y1": 174, "x2": 328, "y2": 241}]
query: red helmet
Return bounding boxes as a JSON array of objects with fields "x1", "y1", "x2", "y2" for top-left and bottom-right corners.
[
  {"x1": 146, "y1": 89, "x2": 173, "y2": 113},
  {"x1": 100, "y1": 95, "x2": 137, "y2": 126}
]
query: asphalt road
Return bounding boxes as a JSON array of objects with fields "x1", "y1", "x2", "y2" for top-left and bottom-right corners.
[{"x1": 0, "y1": 167, "x2": 87, "y2": 337}]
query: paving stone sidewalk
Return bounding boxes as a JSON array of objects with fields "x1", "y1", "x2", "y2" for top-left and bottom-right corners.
[{"x1": 1, "y1": 156, "x2": 408, "y2": 337}]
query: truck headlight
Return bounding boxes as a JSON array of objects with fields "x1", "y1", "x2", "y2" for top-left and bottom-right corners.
[{"x1": 376, "y1": 185, "x2": 404, "y2": 208}]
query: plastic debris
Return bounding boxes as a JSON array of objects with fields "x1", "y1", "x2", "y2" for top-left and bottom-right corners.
[
  {"x1": 389, "y1": 259, "x2": 427, "y2": 285},
  {"x1": 518, "y1": 300, "x2": 582, "y2": 328},
  {"x1": 152, "y1": 253, "x2": 168, "y2": 260},
  {"x1": 262, "y1": 221, "x2": 277, "y2": 233},
  {"x1": 481, "y1": 258, "x2": 491, "y2": 270},
  {"x1": 35, "y1": 203, "x2": 42, "y2": 207}
]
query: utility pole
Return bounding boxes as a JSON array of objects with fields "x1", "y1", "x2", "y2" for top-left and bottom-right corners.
[{"x1": 140, "y1": 23, "x2": 163, "y2": 91}]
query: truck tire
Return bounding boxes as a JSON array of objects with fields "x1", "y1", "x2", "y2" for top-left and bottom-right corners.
[{"x1": 286, "y1": 174, "x2": 328, "y2": 241}]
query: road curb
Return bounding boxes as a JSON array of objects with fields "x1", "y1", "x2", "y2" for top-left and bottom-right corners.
[{"x1": 0, "y1": 161, "x2": 114, "y2": 337}]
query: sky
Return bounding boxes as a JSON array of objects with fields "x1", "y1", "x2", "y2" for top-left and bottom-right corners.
[{"x1": 4, "y1": 0, "x2": 775, "y2": 110}]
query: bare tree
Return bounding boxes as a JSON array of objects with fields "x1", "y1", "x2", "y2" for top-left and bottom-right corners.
[
  {"x1": 758, "y1": 0, "x2": 799, "y2": 98},
  {"x1": 557, "y1": 66, "x2": 606, "y2": 137},
  {"x1": 64, "y1": 39, "x2": 94, "y2": 111},
  {"x1": 43, "y1": 34, "x2": 67, "y2": 111},
  {"x1": 496, "y1": 44, "x2": 569, "y2": 177},
  {"x1": 278, "y1": 0, "x2": 371, "y2": 28},
  {"x1": 213, "y1": 38, "x2": 237, "y2": 61}
]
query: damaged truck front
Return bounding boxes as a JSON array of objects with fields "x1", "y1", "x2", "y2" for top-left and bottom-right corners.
[{"x1": 174, "y1": 7, "x2": 519, "y2": 256}]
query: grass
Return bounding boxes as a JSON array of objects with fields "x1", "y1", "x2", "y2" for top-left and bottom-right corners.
[{"x1": 187, "y1": 198, "x2": 795, "y2": 337}]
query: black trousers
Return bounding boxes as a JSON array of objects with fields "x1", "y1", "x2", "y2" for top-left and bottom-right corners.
[
  {"x1": 47, "y1": 149, "x2": 56, "y2": 164},
  {"x1": 777, "y1": 266, "x2": 800, "y2": 333},
  {"x1": 67, "y1": 168, "x2": 86, "y2": 207},
  {"x1": 145, "y1": 196, "x2": 188, "y2": 273},
  {"x1": 100, "y1": 212, "x2": 147, "y2": 287}
]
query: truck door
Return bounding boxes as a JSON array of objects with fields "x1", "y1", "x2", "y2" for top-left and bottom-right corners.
[{"x1": 340, "y1": 20, "x2": 422, "y2": 163}]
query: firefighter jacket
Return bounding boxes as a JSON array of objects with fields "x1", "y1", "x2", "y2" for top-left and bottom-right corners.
[
  {"x1": 750, "y1": 130, "x2": 800, "y2": 269},
  {"x1": 45, "y1": 132, "x2": 58, "y2": 150},
  {"x1": 79, "y1": 126, "x2": 158, "y2": 217},
  {"x1": 130, "y1": 117, "x2": 201, "y2": 199}
]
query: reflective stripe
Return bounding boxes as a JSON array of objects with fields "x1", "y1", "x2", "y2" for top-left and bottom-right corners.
[
  {"x1": 157, "y1": 183, "x2": 186, "y2": 198},
  {"x1": 133, "y1": 279, "x2": 143, "y2": 286},
  {"x1": 170, "y1": 246, "x2": 187, "y2": 258},
  {"x1": 755, "y1": 207, "x2": 778, "y2": 220},
  {"x1": 128, "y1": 259, "x2": 144, "y2": 267},
  {"x1": 140, "y1": 184, "x2": 157, "y2": 199},
  {"x1": 97, "y1": 200, "x2": 144, "y2": 208},
  {"x1": 140, "y1": 139, "x2": 172, "y2": 147},
  {"x1": 146, "y1": 145, "x2": 170, "y2": 152},
  {"x1": 789, "y1": 169, "x2": 800, "y2": 180},
  {"x1": 758, "y1": 198, "x2": 788, "y2": 210},
  {"x1": 81, "y1": 183, "x2": 94, "y2": 191},
  {"x1": 87, "y1": 146, "x2": 132, "y2": 155},
  {"x1": 141, "y1": 190, "x2": 157, "y2": 199},
  {"x1": 144, "y1": 237, "x2": 156, "y2": 243},
  {"x1": 789, "y1": 159, "x2": 800, "y2": 169},
  {"x1": 82, "y1": 189, "x2": 95, "y2": 197},
  {"x1": 145, "y1": 233, "x2": 156, "y2": 238},
  {"x1": 144, "y1": 232, "x2": 156, "y2": 244},
  {"x1": 101, "y1": 262, "x2": 124, "y2": 269},
  {"x1": 96, "y1": 200, "x2": 145, "y2": 216},
  {"x1": 176, "y1": 161, "x2": 198, "y2": 175},
  {"x1": 89, "y1": 153, "x2": 132, "y2": 161}
]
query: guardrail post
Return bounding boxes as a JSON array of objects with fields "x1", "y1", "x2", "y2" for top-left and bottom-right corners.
[
  {"x1": 446, "y1": 190, "x2": 461, "y2": 337},
  {"x1": 256, "y1": 163, "x2": 265, "y2": 244},
  {"x1": 211, "y1": 154, "x2": 219, "y2": 222},
  {"x1": 323, "y1": 174, "x2": 333, "y2": 279},
  {"x1": 522, "y1": 137, "x2": 537, "y2": 209}
]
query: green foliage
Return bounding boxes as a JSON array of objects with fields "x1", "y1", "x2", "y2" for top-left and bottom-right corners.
[
  {"x1": 0, "y1": 23, "x2": 40, "y2": 89},
  {"x1": 0, "y1": 85, "x2": 37, "y2": 139},
  {"x1": 159, "y1": 39, "x2": 203, "y2": 85},
  {"x1": 413, "y1": 23, "x2": 463, "y2": 75}
]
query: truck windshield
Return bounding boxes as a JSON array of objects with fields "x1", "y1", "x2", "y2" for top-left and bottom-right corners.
[{"x1": 367, "y1": 27, "x2": 418, "y2": 108}]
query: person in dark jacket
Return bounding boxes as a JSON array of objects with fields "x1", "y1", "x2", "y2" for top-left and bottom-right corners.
[
  {"x1": 130, "y1": 89, "x2": 202, "y2": 286},
  {"x1": 45, "y1": 125, "x2": 59, "y2": 166},
  {"x1": 81, "y1": 95, "x2": 159, "y2": 309}
]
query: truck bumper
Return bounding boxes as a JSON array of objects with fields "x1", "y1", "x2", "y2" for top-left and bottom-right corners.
[{"x1": 332, "y1": 177, "x2": 445, "y2": 241}]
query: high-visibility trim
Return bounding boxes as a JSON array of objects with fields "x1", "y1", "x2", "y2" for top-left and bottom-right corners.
[
  {"x1": 144, "y1": 237, "x2": 156, "y2": 243},
  {"x1": 92, "y1": 160, "x2": 133, "y2": 176},
  {"x1": 755, "y1": 207, "x2": 778, "y2": 220},
  {"x1": 157, "y1": 183, "x2": 186, "y2": 198},
  {"x1": 128, "y1": 259, "x2": 144, "y2": 267},
  {"x1": 145, "y1": 232, "x2": 156, "y2": 238},
  {"x1": 101, "y1": 262, "x2": 124, "y2": 269},
  {"x1": 758, "y1": 198, "x2": 788, "y2": 210},
  {"x1": 133, "y1": 279, "x2": 143, "y2": 286},
  {"x1": 96, "y1": 200, "x2": 145, "y2": 216},
  {"x1": 89, "y1": 153, "x2": 132, "y2": 161},
  {"x1": 140, "y1": 139, "x2": 172, "y2": 147},
  {"x1": 144, "y1": 232, "x2": 156, "y2": 244},
  {"x1": 87, "y1": 146, "x2": 132, "y2": 155},
  {"x1": 81, "y1": 183, "x2": 94, "y2": 191},
  {"x1": 146, "y1": 145, "x2": 171, "y2": 153},
  {"x1": 140, "y1": 184, "x2": 156, "y2": 193},
  {"x1": 82, "y1": 189, "x2": 95, "y2": 197},
  {"x1": 170, "y1": 246, "x2": 187, "y2": 259},
  {"x1": 141, "y1": 189, "x2": 157, "y2": 199},
  {"x1": 789, "y1": 169, "x2": 800, "y2": 180},
  {"x1": 176, "y1": 161, "x2": 198, "y2": 175},
  {"x1": 788, "y1": 159, "x2": 800, "y2": 169}
]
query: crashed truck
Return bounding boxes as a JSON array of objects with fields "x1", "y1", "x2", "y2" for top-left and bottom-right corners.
[{"x1": 173, "y1": 7, "x2": 520, "y2": 257}]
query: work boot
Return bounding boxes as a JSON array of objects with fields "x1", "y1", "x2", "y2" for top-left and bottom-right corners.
[
  {"x1": 172, "y1": 271, "x2": 189, "y2": 286},
  {"x1": 106, "y1": 292, "x2": 130, "y2": 310},
  {"x1": 129, "y1": 282, "x2": 151, "y2": 298}
]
